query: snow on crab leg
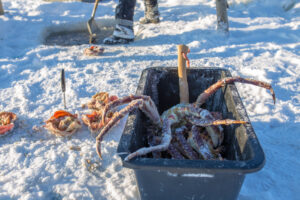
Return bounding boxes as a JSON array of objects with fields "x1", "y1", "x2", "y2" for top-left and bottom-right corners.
[
  {"x1": 96, "y1": 96, "x2": 161, "y2": 159},
  {"x1": 195, "y1": 76, "x2": 276, "y2": 107}
]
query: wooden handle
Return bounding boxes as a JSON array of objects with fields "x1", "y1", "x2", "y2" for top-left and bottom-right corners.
[
  {"x1": 91, "y1": 0, "x2": 100, "y2": 18},
  {"x1": 177, "y1": 44, "x2": 189, "y2": 103}
]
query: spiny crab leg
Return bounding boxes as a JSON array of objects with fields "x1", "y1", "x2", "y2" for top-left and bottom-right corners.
[
  {"x1": 173, "y1": 127, "x2": 199, "y2": 160},
  {"x1": 124, "y1": 120, "x2": 172, "y2": 161},
  {"x1": 168, "y1": 142, "x2": 186, "y2": 160},
  {"x1": 101, "y1": 95, "x2": 161, "y2": 126},
  {"x1": 195, "y1": 76, "x2": 276, "y2": 107},
  {"x1": 96, "y1": 97, "x2": 162, "y2": 159},
  {"x1": 147, "y1": 132, "x2": 162, "y2": 158},
  {"x1": 188, "y1": 117, "x2": 248, "y2": 126},
  {"x1": 187, "y1": 125, "x2": 215, "y2": 160},
  {"x1": 147, "y1": 134, "x2": 186, "y2": 160}
]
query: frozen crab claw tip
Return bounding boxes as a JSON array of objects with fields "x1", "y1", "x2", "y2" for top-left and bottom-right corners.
[
  {"x1": 96, "y1": 140, "x2": 103, "y2": 160},
  {"x1": 44, "y1": 110, "x2": 81, "y2": 137}
]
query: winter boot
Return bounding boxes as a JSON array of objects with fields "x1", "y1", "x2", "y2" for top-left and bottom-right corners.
[
  {"x1": 103, "y1": 24, "x2": 134, "y2": 45},
  {"x1": 139, "y1": 0, "x2": 160, "y2": 24}
]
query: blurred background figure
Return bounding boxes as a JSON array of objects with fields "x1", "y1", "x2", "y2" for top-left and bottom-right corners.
[{"x1": 103, "y1": 0, "x2": 160, "y2": 44}]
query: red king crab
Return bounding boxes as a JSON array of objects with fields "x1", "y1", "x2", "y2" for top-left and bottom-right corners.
[
  {"x1": 82, "y1": 92, "x2": 118, "y2": 133},
  {"x1": 0, "y1": 112, "x2": 17, "y2": 136},
  {"x1": 44, "y1": 110, "x2": 81, "y2": 137},
  {"x1": 95, "y1": 77, "x2": 275, "y2": 161},
  {"x1": 83, "y1": 46, "x2": 104, "y2": 56}
]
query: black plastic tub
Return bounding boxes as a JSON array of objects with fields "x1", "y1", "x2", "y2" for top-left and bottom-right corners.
[{"x1": 117, "y1": 67, "x2": 265, "y2": 200}]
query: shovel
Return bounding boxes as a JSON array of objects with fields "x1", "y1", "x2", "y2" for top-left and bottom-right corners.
[{"x1": 87, "y1": 0, "x2": 100, "y2": 44}]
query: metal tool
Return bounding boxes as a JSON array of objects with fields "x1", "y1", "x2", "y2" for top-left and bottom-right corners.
[
  {"x1": 87, "y1": 0, "x2": 100, "y2": 44},
  {"x1": 61, "y1": 69, "x2": 66, "y2": 109}
]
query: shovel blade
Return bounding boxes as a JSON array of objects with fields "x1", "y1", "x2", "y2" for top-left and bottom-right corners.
[{"x1": 87, "y1": 19, "x2": 98, "y2": 43}]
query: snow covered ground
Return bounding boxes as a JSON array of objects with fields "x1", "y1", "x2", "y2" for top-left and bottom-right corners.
[{"x1": 0, "y1": 0, "x2": 299, "y2": 199}]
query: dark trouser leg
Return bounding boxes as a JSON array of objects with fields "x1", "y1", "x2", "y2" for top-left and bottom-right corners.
[
  {"x1": 145, "y1": 0, "x2": 159, "y2": 18},
  {"x1": 103, "y1": 0, "x2": 136, "y2": 44},
  {"x1": 115, "y1": 0, "x2": 136, "y2": 27},
  {"x1": 140, "y1": 0, "x2": 160, "y2": 24}
]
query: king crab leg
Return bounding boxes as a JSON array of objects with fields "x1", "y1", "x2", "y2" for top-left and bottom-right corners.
[
  {"x1": 147, "y1": 133, "x2": 186, "y2": 160},
  {"x1": 188, "y1": 117, "x2": 247, "y2": 126},
  {"x1": 187, "y1": 126, "x2": 216, "y2": 160},
  {"x1": 102, "y1": 95, "x2": 162, "y2": 126},
  {"x1": 147, "y1": 133, "x2": 162, "y2": 158},
  {"x1": 168, "y1": 142, "x2": 186, "y2": 160},
  {"x1": 173, "y1": 126, "x2": 199, "y2": 160},
  {"x1": 96, "y1": 97, "x2": 162, "y2": 159},
  {"x1": 124, "y1": 120, "x2": 172, "y2": 161},
  {"x1": 195, "y1": 77, "x2": 276, "y2": 108}
]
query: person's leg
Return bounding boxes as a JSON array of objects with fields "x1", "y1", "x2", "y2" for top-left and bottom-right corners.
[
  {"x1": 140, "y1": 0, "x2": 160, "y2": 24},
  {"x1": 104, "y1": 0, "x2": 136, "y2": 44}
]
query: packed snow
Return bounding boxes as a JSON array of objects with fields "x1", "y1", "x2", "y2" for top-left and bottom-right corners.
[{"x1": 0, "y1": 0, "x2": 299, "y2": 199}]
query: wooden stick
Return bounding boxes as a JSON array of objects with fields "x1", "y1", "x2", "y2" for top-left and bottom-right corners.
[
  {"x1": 177, "y1": 44, "x2": 189, "y2": 104},
  {"x1": 216, "y1": 0, "x2": 229, "y2": 32},
  {"x1": 0, "y1": 0, "x2": 4, "y2": 15}
]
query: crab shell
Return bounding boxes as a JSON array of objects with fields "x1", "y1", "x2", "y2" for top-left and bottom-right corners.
[
  {"x1": 0, "y1": 112, "x2": 17, "y2": 136},
  {"x1": 84, "y1": 46, "x2": 104, "y2": 56},
  {"x1": 87, "y1": 92, "x2": 118, "y2": 110},
  {"x1": 82, "y1": 110, "x2": 115, "y2": 133},
  {"x1": 82, "y1": 111, "x2": 104, "y2": 133},
  {"x1": 44, "y1": 110, "x2": 81, "y2": 137}
]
